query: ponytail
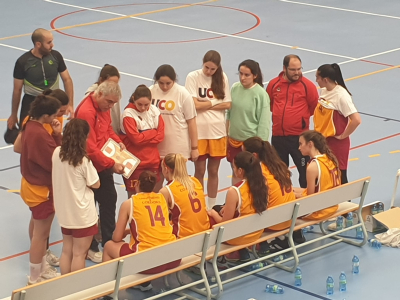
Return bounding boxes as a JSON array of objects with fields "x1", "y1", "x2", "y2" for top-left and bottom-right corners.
[
  {"x1": 234, "y1": 151, "x2": 268, "y2": 214},
  {"x1": 238, "y1": 59, "x2": 264, "y2": 87},
  {"x1": 164, "y1": 153, "x2": 196, "y2": 197},
  {"x1": 317, "y1": 64, "x2": 351, "y2": 96},
  {"x1": 23, "y1": 94, "x2": 61, "y2": 130},
  {"x1": 138, "y1": 170, "x2": 157, "y2": 193},
  {"x1": 203, "y1": 50, "x2": 225, "y2": 100},
  {"x1": 243, "y1": 137, "x2": 292, "y2": 192}
]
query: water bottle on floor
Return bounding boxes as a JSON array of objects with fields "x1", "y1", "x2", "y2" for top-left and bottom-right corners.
[
  {"x1": 271, "y1": 254, "x2": 286, "y2": 262},
  {"x1": 326, "y1": 276, "x2": 334, "y2": 295},
  {"x1": 294, "y1": 267, "x2": 302, "y2": 286},
  {"x1": 265, "y1": 284, "x2": 284, "y2": 294},
  {"x1": 336, "y1": 216, "x2": 344, "y2": 231},
  {"x1": 302, "y1": 225, "x2": 314, "y2": 233},
  {"x1": 352, "y1": 255, "x2": 360, "y2": 274},
  {"x1": 346, "y1": 212, "x2": 353, "y2": 227},
  {"x1": 244, "y1": 262, "x2": 264, "y2": 271},
  {"x1": 377, "y1": 203, "x2": 384, "y2": 213},
  {"x1": 356, "y1": 226, "x2": 363, "y2": 239},
  {"x1": 339, "y1": 272, "x2": 347, "y2": 292},
  {"x1": 368, "y1": 239, "x2": 382, "y2": 249},
  {"x1": 371, "y1": 204, "x2": 378, "y2": 215}
]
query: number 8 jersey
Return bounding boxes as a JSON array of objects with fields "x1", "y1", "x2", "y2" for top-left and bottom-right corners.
[
  {"x1": 166, "y1": 177, "x2": 210, "y2": 238},
  {"x1": 129, "y1": 192, "x2": 176, "y2": 252}
]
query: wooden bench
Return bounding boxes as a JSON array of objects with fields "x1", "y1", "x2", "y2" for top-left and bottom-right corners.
[
  {"x1": 11, "y1": 229, "x2": 219, "y2": 300},
  {"x1": 9, "y1": 177, "x2": 370, "y2": 300},
  {"x1": 203, "y1": 177, "x2": 370, "y2": 298}
]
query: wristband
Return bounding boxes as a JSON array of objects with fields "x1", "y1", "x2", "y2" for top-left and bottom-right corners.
[{"x1": 191, "y1": 146, "x2": 198, "y2": 150}]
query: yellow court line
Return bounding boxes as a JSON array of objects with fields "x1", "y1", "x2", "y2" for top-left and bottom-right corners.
[
  {"x1": 369, "y1": 154, "x2": 381, "y2": 158},
  {"x1": 0, "y1": 0, "x2": 218, "y2": 42},
  {"x1": 344, "y1": 65, "x2": 400, "y2": 82},
  {"x1": 390, "y1": 150, "x2": 400, "y2": 154},
  {"x1": 349, "y1": 158, "x2": 359, "y2": 161},
  {"x1": 7, "y1": 190, "x2": 20, "y2": 193}
]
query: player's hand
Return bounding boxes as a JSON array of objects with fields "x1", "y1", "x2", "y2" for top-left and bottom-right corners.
[
  {"x1": 51, "y1": 119, "x2": 62, "y2": 135},
  {"x1": 191, "y1": 149, "x2": 199, "y2": 162},
  {"x1": 334, "y1": 134, "x2": 344, "y2": 140},
  {"x1": 7, "y1": 114, "x2": 18, "y2": 130},
  {"x1": 219, "y1": 206, "x2": 225, "y2": 217},
  {"x1": 119, "y1": 142, "x2": 126, "y2": 151},
  {"x1": 66, "y1": 105, "x2": 75, "y2": 120},
  {"x1": 112, "y1": 162, "x2": 125, "y2": 174}
]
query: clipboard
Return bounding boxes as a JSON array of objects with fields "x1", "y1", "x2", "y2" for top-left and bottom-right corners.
[{"x1": 101, "y1": 138, "x2": 140, "y2": 179}]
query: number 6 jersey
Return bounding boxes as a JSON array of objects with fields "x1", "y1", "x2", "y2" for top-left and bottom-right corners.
[
  {"x1": 166, "y1": 177, "x2": 210, "y2": 238},
  {"x1": 128, "y1": 192, "x2": 175, "y2": 252}
]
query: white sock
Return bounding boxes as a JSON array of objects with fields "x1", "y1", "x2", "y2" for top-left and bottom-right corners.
[
  {"x1": 30, "y1": 262, "x2": 42, "y2": 282},
  {"x1": 207, "y1": 197, "x2": 217, "y2": 210},
  {"x1": 40, "y1": 254, "x2": 49, "y2": 273}
]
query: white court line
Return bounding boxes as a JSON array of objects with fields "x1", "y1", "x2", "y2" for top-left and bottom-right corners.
[
  {"x1": 280, "y1": 0, "x2": 400, "y2": 20},
  {"x1": 0, "y1": 145, "x2": 13, "y2": 150},
  {"x1": 44, "y1": 0, "x2": 356, "y2": 60},
  {"x1": 0, "y1": 43, "x2": 152, "y2": 81}
]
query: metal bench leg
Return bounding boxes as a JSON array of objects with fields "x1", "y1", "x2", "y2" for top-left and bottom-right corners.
[{"x1": 109, "y1": 259, "x2": 124, "y2": 300}]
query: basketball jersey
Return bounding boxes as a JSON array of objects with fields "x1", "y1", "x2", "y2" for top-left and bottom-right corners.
[
  {"x1": 23, "y1": 115, "x2": 64, "y2": 135},
  {"x1": 227, "y1": 180, "x2": 264, "y2": 245},
  {"x1": 166, "y1": 177, "x2": 210, "y2": 238},
  {"x1": 302, "y1": 154, "x2": 340, "y2": 220},
  {"x1": 128, "y1": 192, "x2": 175, "y2": 252},
  {"x1": 261, "y1": 164, "x2": 295, "y2": 230},
  {"x1": 314, "y1": 100, "x2": 348, "y2": 138}
]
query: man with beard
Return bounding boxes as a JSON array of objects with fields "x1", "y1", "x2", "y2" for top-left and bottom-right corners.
[
  {"x1": 266, "y1": 55, "x2": 318, "y2": 189},
  {"x1": 7, "y1": 28, "x2": 74, "y2": 132}
]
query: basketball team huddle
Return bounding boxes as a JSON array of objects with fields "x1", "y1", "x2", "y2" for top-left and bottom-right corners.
[{"x1": 7, "y1": 29, "x2": 361, "y2": 290}]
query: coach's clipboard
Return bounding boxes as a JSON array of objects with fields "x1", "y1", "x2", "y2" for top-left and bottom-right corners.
[{"x1": 101, "y1": 138, "x2": 140, "y2": 179}]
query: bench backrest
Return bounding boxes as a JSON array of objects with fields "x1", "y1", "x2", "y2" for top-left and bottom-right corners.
[
  {"x1": 213, "y1": 177, "x2": 370, "y2": 243},
  {"x1": 12, "y1": 229, "x2": 219, "y2": 300}
]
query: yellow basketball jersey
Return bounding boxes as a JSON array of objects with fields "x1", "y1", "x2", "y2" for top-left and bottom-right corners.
[
  {"x1": 314, "y1": 100, "x2": 336, "y2": 138},
  {"x1": 129, "y1": 192, "x2": 175, "y2": 252},
  {"x1": 167, "y1": 177, "x2": 210, "y2": 238},
  {"x1": 261, "y1": 164, "x2": 295, "y2": 230},
  {"x1": 23, "y1": 115, "x2": 64, "y2": 135},
  {"x1": 302, "y1": 154, "x2": 340, "y2": 220},
  {"x1": 227, "y1": 180, "x2": 264, "y2": 245}
]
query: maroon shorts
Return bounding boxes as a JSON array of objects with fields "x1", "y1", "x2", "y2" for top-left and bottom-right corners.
[
  {"x1": 30, "y1": 200, "x2": 55, "y2": 220},
  {"x1": 123, "y1": 167, "x2": 161, "y2": 192},
  {"x1": 119, "y1": 243, "x2": 181, "y2": 274},
  {"x1": 61, "y1": 224, "x2": 98, "y2": 238},
  {"x1": 226, "y1": 143, "x2": 243, "y2": 163}
]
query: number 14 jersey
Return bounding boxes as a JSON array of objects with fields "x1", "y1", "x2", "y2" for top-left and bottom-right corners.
[
  {"x1": 129, "y1": 192, "x2": 175, "y2": 252},
  {"x1": 166, "y1": 177, "x2": 210, "y2": 238}
]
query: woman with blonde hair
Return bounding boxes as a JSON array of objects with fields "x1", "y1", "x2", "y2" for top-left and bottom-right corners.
[{"x1": 160, "y1": 153, "x2": 210, "y2": 238}]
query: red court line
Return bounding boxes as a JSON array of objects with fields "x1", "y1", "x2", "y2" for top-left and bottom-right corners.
[
  {"x1": 1, "y1": 132, "x2": 399, "y2": 263},
  {"x1": 360, "y1": 59, "x2": 396, "y2": 68}
]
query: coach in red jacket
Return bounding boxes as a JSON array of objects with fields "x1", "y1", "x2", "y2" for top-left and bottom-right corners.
[
  {"x1": 75, "y1": 81, "x2": 125, "y2": 260},
  {"x1": 267, "y1": 55, "x2": 318, "y2": 188}
]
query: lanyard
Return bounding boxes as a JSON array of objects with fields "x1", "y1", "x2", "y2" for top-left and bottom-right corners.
[{"x1": 41, "y1": 59, "x2": 48, "y2": 86}]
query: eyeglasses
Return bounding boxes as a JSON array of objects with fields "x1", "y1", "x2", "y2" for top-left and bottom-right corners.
[{"x1": 287, "y1": 67, "x2": 303, "y2": 72}]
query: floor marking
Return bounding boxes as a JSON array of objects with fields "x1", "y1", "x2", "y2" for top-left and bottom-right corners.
[
  {"x1": 0, "y1": 43, "x2": 152, "y2": 81},
  {"x1": 349, "y1": 158, "x2": 359, "y2": 161},
  {"x1": 280, "y1": 0, "x2": 400, "y2": 20},
  {"x1": 350, "y1": 132, "x2": 400, "y2": 150},
  {"x1": 390, "y1": 150, "x2": 400, "y2": 154},
  {"x1": 358, "y1": 112, "x2": 400, "y2": 123},
  {"x1": 0, "y1": 240, "x2": 63, "y2": 262},
  {"x1": 46, "y1": 0, "x2": 355, "y2": 60},
  {"x1": 6, "y1": 190, "x2": 20, "y2": 193},
  {"x1": 0, "y1": 165, "x2": 19, "y2": 172},
  {"x1": 344, "y1": 65, "x2": 400, "y2": 82},
  {"x1": 369, "y1": 154, "x2": 381, "y2": 158},
  {"x1": 0, "y1": 145, "x2": 13, "y2": 150}
]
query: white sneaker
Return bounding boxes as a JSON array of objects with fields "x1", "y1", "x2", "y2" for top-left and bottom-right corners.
[
  {"x1": 27, "y1": 276, "x2": 47, "y2": 285},
  {"x1": 133, "y1": 282, "x2": 153, "y2": 292},
  {"x1": 46, "y1": 249, "x2": 60, "y2": 267},
  {"x1": 87, "y1": 249, "x2": 103, "y2": 263},
  {"x1": 40, "y1": 268, "x2": 61, "y2": 279}
]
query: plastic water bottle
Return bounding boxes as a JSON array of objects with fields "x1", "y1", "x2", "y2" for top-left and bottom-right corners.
[
  {"x1": 271, "y1": 254, "x2": 286, "y2": 262},
  {"x1": 339, "y1": 272, "x2": 347, "y2": 292},
  {"x1": 346, "y1": 212, "x2": 353, "y2": 227},
  {"x1": 356, "y1": 226, "x2": 364, "y2": 239},
  {"x1": 336, "y1": 216, "x2": 344, "y2": 231},
  {"x1": 265, "y1": 284, "x2": 284, "y2": 294},
  {"x1": 326, "y1": 276, "x2": 334, "y2": 295},
  {"x1": 294, "y1": 267, "x2": 302, "y2": 286},
  {"x1": 371, "y1": 204, "x2": 378, "y2": 215},
  {"x1": 352, "y1": 255, "x2": 360, "y2": 274},
  {"x1": 377, "y1": 203, "x2": 384, "y2": 213},
  {"x1": 302, "y1": 225, "x2": 314, "y2": 233},
  {"x1": 368, "y1": 239, "x2": 382, "y2": 249},
  {"x1": 244, "y1": 262, "x2": 264, "y2": 271}
]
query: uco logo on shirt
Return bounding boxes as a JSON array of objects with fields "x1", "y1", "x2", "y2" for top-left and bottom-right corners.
[
  {"x1": 198, "y1": 87, "x2": 214, "y2": 99},
  {"x1": 152, "y1": 99, "x2": 176, "y2": 111}
]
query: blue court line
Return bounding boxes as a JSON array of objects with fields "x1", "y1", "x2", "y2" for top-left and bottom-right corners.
[
  {"x1": 0, "y1": 165, "x2": 19, "y2": 172},
  {"x1": 306, "y1": 231, "x2": 363, "y2": 240},
  {"x1": 250, "y1": 272, "x2": 331, "y2": 300}
]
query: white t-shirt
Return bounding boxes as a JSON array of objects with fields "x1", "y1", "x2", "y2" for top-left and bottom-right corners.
[
  {"x1": 150, "y1": 83, "x2": 197, "y2": 158},
  {"x1": 319, "y1": 85, "x2": 357, "y2": 117},
  {"x1": 52, "y1": 147, "x2": 99, "y2": 229},
  {"x1": 185, "y1": 69, "x2": 231, "y2": 139}
]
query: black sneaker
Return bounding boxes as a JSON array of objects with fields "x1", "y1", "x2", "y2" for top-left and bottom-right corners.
[
  {"x1": 256, "y1": 241, "x2": 271, "y2": 257},
  {"x1": 269, "y1": 236, "x2": 290, "y2": 253},
  {"x1": 292, "y1": 229, "x2": 306, "y2": 244}
]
